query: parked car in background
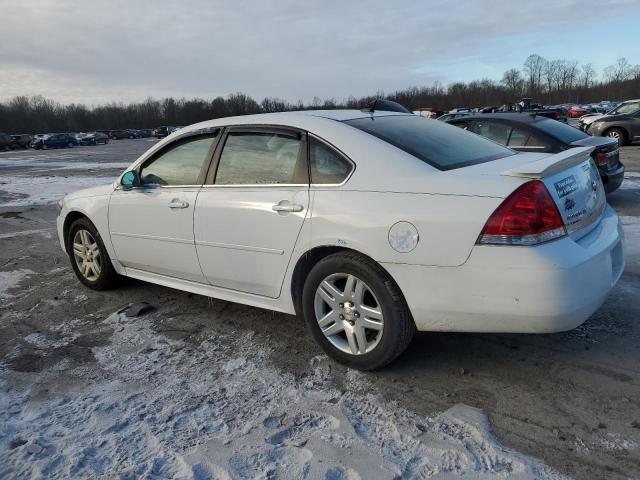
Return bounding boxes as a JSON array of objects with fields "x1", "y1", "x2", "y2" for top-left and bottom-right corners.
[
  {"x1": 138, "y1": 128, "x2": 153, "y2": 138},
  {"x1": 31, "y1": 133, "x2": 79, "y2": 149},
  {"x1": 57, "y1": 110, "x2": 623, "y2": 369},
  {"x1": 515, "y1": 98, "x2": 567, "y2": 122},
  {"x1": 588, "y1": 106, "x2": 640, "y2": 146},
  {"x1": 578, "y1": 99, "x2": 640, "y2": 131},
  {"x1": 567, "y1": 105, "x2": 589, "y2": 118},
  {"x1": 126, "y1": 129, "x2": 142, "y2": 139},
  {"x1": 108, "y1": 130, "x2": 130, "y2": 140},
  {"x1": 0, "y1": 132, "x2": 12, "y2": 150},
  {"x1": 77, "y1": 132, "x2": 109, "y2": 145},
  {"x1": 437, "y1": 112, "x2": 473, "y2": 122},
  {"x1": 10, "y1": 134, "x2": 32, "y2": 149},
  {"x1": 153, "y1": 126, "x2": 174, "y2": 138},
  {"x1": 447, "y1": 113, "x2": 624, "y2": 193}
]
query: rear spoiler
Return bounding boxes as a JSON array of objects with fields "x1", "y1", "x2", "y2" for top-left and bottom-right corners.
[{"x1": 501, "y1": 146, "x2": 595, "y2": 179}]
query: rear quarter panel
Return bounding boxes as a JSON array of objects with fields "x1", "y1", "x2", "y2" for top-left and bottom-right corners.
[{"x1": 308, "y1": 188, "x2": 502, "y2": 266}]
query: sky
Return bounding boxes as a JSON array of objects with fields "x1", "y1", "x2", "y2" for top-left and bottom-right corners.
[{"x1": 0, "y1": 0, "x2": 639, "y2": 105}]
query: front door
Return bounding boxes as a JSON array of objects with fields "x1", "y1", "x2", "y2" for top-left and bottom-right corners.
[
  {"x1": 194, "y1": 128, "x2": 309, "y2": 298},
  {"x1": 109, "y1": 133, "x2": 218, "y2": 282}
]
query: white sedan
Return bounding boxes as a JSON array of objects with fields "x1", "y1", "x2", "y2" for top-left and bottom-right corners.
[{"x1": 57, "y1": 110, "x2": 625, "y2": 369}]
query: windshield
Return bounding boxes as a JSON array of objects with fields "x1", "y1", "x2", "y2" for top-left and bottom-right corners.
[
  {"x1": 535, "y1": 119, "x2": 588, "y2": 143},
  {"x1": 613, "y1": 102, "x2": 640, "y2": 115},
  {"x1": 344, "y1": 115, "x2": 515, "y2": 170}
]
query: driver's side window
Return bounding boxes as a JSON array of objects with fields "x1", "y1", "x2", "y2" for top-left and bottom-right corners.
[{"x1": 139, "y1": 134, "x2": 216, "y2": 186}]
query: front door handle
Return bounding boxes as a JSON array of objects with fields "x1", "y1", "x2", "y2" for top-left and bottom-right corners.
[
  {"x1": 272, "y1": 203, "x2": 303, "y2": 213},
  {"x1": 168, "y1": 200, "x2": 189, "y2": 209}
]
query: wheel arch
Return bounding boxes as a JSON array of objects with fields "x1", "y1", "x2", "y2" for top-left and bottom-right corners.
[
  {"x1": 289, "y1": 245, "x2": 412, "y2": 320},
  {"x1": 604, "y1": 125, "x2": 630, "y2": 144},
  {"x1": 62, "y1": 210, "x2": 92, "y2": 254}
]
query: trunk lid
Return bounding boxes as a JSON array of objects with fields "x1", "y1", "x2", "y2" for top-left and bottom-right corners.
[
  {"x1": 570, "y1": 136, "x2": 620, "y2": 171},
  {"x1": 501, "y1": 147, "x2": 606, "y2": 238}
]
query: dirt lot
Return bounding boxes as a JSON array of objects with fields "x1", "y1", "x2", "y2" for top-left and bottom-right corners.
[{"x1": 1, "y1": 140, "x2": 639, "y2": 479}]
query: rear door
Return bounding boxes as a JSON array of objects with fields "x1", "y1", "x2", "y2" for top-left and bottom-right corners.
[{"x1": 194, "y1": 127, "x2": 309, "y2": 298}]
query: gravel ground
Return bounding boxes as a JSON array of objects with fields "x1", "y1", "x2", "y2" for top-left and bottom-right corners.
[{"x1": 1, "y1": 140, "x2": 639, "y2": 479}]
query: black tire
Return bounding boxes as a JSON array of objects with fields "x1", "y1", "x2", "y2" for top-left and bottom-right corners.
[
  {"x1": 302, "y1": 251, "x2": 415, "y2": 370},
  {"x1": 67, "y1": 217, "x2": 119, "y2": 290},
  {"x1": 605, "y1": 127, "x2": 628, "y2": 146}
]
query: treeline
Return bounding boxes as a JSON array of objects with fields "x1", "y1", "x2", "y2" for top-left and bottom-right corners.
[{"x1": 0, "y1": 55, "x2": 638, "y2": 134}]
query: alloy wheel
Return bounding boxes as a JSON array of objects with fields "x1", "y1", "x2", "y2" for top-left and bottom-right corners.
[
  {"x1": 72, "y1": 229, "x2": 102, "y2": 282},
  {"x1": 314, "y1": 273, "x2": 384, "y2": 355}
]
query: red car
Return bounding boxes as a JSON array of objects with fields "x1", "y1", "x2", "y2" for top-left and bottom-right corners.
[
  {"x1": 567, "y1": 105, "x2": 589, "y2": 118},
  {"x1": 108, "y1": 129, "x2": 129, "y2": 140}
]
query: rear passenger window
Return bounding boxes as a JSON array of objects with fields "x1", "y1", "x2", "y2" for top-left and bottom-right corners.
[
  {"x1": 309, "y1": 138, "x2": 353, "y2": 184},
  {"x1": 140, "y1": 134, "x2": 216, "y2": 186},
  {"x1": 473, "y1": 121, "x2": 510, "y2": 145},
  {"x1": 215, "y1": 131, "x2": 304, "y2": 185},
  {"x1": 507, "y1": 127, "x2": 529, "y2": 147}
]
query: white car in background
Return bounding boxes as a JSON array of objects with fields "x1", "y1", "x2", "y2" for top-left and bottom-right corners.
[{"x1": 57, "y1": 110, "x2": 624, "y2": 369}]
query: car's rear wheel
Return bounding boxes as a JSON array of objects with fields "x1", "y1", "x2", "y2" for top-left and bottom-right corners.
[
  {"x1": 605, "y1": 127, "x2": 627, "y2": 145},
  {"x1": 302, "y1": 251, "x2": 415, "y2": 370},
  {"x1": 68, "y1": 218, "x2": 119, "y2": 290}
]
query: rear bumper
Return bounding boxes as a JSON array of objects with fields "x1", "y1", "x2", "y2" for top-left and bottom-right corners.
[
  {"x1": 600, "y1": 162, "x2": 625, "y2": 194},
  {"x1": 384, "y1": 206, "x2": 624, "y2": 333}
]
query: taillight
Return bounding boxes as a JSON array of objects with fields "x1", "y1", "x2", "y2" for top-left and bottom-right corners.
[
  {"x1": 597, "y1": 151, "x2": 609, "y2": 166},
  {"x1": 477, "y1": 180, "x2": 566, "y2": 246},
  {"x1": 554, "y1": 111, "x2": 560, "y2": 119}
]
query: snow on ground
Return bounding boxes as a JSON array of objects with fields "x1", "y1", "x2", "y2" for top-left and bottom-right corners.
[
  {"x1": 0, "y1": 309, "x2": 569, "y2": 479},
  {"x1": 0, "y1": 269, "x2": 35, "y2": 299},
  {"x1": 0, "y1": 175, "x2": 115, "y2": 207},
  {"x1": 0, "y1": 158, "x2": 130, "y2": 171},
  {"x1": 0, "y1": 151, "x2": 128, "y2": 207}
]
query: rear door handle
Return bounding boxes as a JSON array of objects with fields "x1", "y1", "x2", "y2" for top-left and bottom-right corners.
[
  {"x1": 168, "y1": 200, "x2": 189, "y2": 209},
  {"x1": 272, "y1": 203, "x2": 303, "y2": 212}
]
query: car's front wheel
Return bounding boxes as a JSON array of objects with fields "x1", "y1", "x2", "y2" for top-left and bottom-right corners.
[
  {"x1": 605, "y1": 127, "x2": 627, "y2": 145},
  {"x1": 68, "y1": 218, "x2": 119, "y2": 290},
  {"x1": 302, "y1": 251, "x2": 415, "y2": 370}
]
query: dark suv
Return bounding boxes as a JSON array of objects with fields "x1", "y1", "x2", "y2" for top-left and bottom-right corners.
[
  {"x1": 31, "y1": 133, "x2": 79, "y2": 149},
  {"x1": 108, "y1": 130, "x2": 130, "y2": 140},
  {"x1": 153, "y1": 126, "x2": 173, "y2": 138},
  {"x1": 0, "y1": 132, "x2": 12, "y2": 150},
  {"x1": 10, "y1": 134, "x2": 33, "y2": 149}
]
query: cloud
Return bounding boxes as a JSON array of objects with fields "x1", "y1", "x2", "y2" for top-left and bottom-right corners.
[{"x1": 0, "y1": 0, "x2": 639, "y2": 103}]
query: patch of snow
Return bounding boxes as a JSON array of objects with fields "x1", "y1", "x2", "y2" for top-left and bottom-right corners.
[
  {"x1": 0, "y1": 310, "x2": 569, "y2": 479},
  {"x1": 592, "y1": 433, "x2": 637, "y2": 451},
  {"x1": 0, "y1": 175, "x2": 115, "y2": 207},
  {"x1": 0, "y1": 158, "x2": 130, "y2": 171},
  {"x1": 0, "y1": 228, "x2": 54, "y2": 240},
  {"x1": 618, "y1": 177, "x2": 640, "y2": 190},
  {"x1": 0, "y1": 269, "x2": 35, "y2": 299},
  {"x1": 24, "y1": 333, "x2": 79, "y2": 350}
]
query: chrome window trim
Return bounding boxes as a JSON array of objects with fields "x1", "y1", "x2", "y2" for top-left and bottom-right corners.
[{"x1": 200, "y1": 183, "x2": 308, "y2": 189}]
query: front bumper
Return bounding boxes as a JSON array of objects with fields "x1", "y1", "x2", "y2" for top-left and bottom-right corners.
[{"x1": 384, "y1": 206, "x2": 624, "y2": 333}]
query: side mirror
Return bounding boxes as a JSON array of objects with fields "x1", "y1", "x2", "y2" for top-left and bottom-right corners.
[{"x1": 121, "y1": 171, "x2": 140, "y2": 190}]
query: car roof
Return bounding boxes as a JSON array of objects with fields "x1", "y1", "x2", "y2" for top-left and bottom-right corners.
[
  {"x1": 182, "y1": 109, "x2": 407, "y2": 131},
  {"x1": 447, "y1": 112, "x2": 556, "y2": 125}
]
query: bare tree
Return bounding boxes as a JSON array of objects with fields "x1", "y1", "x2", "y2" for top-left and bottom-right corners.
[
  {"x1": 581, "y1": 63, "x2": 596, "y2": 88},
  {"x1": 523, "y1": 54, "x2": 547, "y2": 96},
  {"x1": 501, "y1": 68, "x2": 524, "y2": 94}
]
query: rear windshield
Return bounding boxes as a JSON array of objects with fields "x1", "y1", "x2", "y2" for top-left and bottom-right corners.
[
  {"x1": 535, "y1": 119, "x2": 588, "y2": 143},
  {"x1": 344, "y1": 115, "x2": 514, "y2": 170}
]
